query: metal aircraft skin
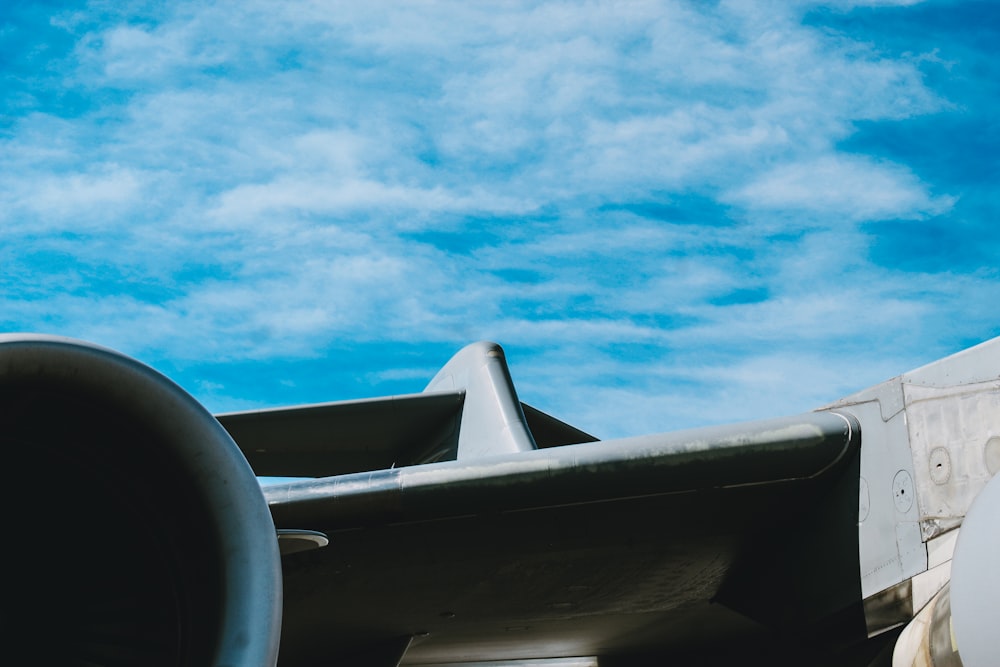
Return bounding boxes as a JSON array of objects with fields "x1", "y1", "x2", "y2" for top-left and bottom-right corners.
[{"x1": 3, "y1": 334, "x2": 999, "y2": 666}]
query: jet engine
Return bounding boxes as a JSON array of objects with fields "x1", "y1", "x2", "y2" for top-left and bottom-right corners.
[
  {"x1": 892, "y1": 469, "x2": 1000, "y2": 667},
  {"x1": 1, "y1": 335, "x2": 281, "y2": 666},
  {"x1": 949, "y1": 466, "x2": 1000, "y2": 667}
]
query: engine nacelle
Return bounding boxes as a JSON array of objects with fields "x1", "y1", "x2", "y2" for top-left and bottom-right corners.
[
  {"x1": 893, "y1": 469, "x2": 1000, "y2": 667},
  {"x1": 1, "y1": 335, "x2": 281, "y2": 666},
  {"x1": 950, "y1": 466, "x2": 1000, "y2": 667}
]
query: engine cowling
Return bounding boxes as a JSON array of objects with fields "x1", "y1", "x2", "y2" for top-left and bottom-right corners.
[
  {"x1": 892, "y1": 469, "x2": 1000, "y2": 667},
  {"x1": 1, "y1": 335, "x2": 281, "y2": 666},
  {"x1": 949, "y1": 465, "x2": 1000, "y2": 667}
]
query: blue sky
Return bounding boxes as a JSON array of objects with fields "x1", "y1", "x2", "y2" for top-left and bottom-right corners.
[{"x1": 2, "y1": 0, "x2": 997, "y2": 438}]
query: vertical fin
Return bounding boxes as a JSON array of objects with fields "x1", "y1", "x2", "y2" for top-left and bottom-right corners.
[{"x1": 425, "y1": 341, "x2": 537, "y2": 459}]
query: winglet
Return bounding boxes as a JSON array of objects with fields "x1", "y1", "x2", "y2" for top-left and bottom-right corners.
[{"x1": 425, "y1": 341, "x2": 537, "y2": 459}]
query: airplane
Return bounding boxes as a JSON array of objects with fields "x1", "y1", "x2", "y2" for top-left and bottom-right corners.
[{"x1": 3, "y1": 333, "x2": 998, "y2": 666}]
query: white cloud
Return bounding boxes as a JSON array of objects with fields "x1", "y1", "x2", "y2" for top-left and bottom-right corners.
[
  {"x1": 728, "y1": 155, "x2": 954, "y2": 220},
  {"x1": 209, "y1": 177, "x2": 530, "y2": 226},
  {"x1": 0, "y1": 165, "x2": 146, "y2": 228},
  {"x1": 2, "y1": 0, "x2": 992, "y2": 434}
]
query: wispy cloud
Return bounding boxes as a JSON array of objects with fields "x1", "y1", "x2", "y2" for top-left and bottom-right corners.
[
  {"x1": 2, "y1": 0, "x2": 996, "y2": 435},
  {"x1": 729, "y1": 154, "x2": 953, "y2": 221}
]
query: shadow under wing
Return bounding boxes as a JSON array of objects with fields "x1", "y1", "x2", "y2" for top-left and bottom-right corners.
[{"x1": 263, "y1": 410, "x2": 863, "y2": 666}]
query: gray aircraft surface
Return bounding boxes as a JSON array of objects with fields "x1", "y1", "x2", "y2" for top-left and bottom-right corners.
[{"x1": 4, "y1": 334, "x2": 999, "y2": 666}]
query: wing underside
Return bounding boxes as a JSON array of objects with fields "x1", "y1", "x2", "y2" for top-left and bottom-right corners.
[
  {"x1": 225, "y1": 342, "x2": 865, "y2": 665},
  {"x1": 264, "y1": 411, "x2": 862, "y2": 665}
]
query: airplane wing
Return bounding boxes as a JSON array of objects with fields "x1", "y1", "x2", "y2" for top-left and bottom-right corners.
[
  {"x1": 261, "y1": 410, "x2": 860, "y2": 666},
  {"x1": 2, "y1": 335, "x2": 998, "y2": 666}
]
